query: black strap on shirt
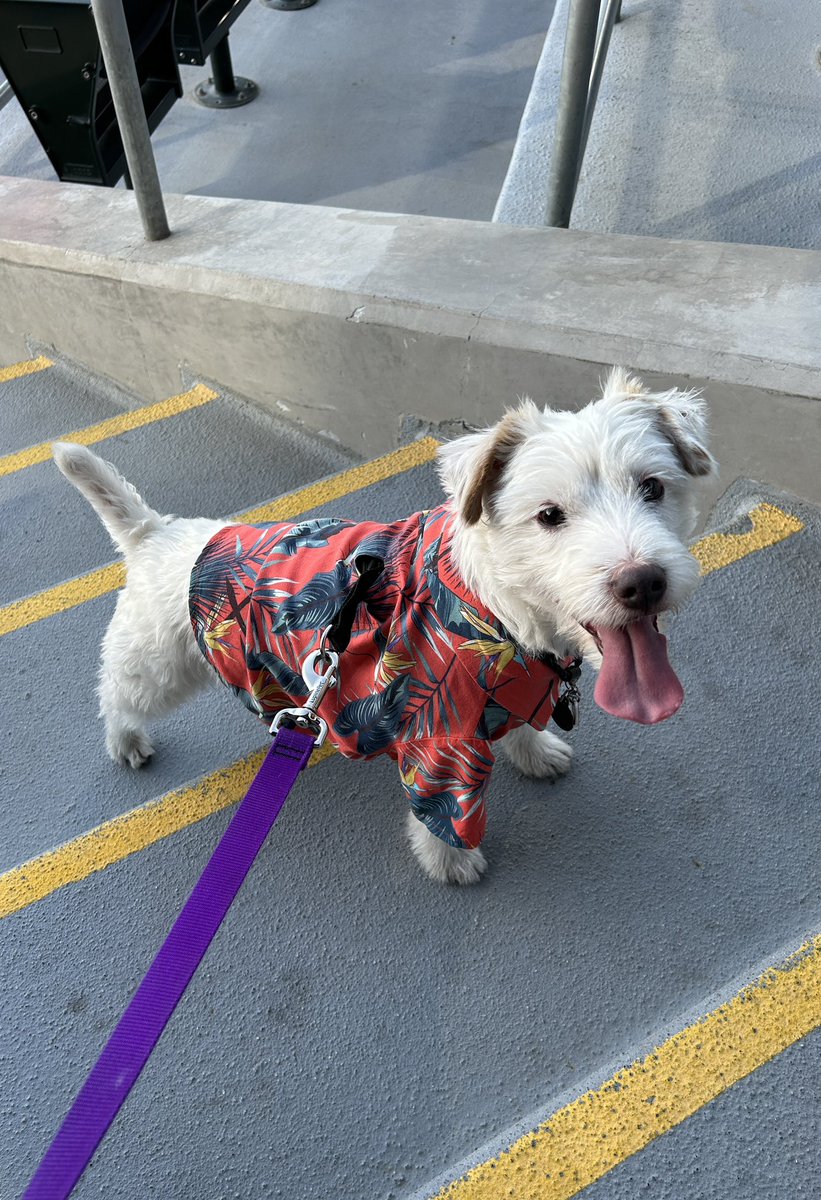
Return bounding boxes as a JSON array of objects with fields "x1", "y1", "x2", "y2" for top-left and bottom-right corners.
[{"x1": 326, "y1": 555, "x2": 385, "y2": 653}]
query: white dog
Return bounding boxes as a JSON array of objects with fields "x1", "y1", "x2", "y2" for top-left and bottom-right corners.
[{"x1": 54, "y1": 368, "x2": 715, "y2": 884}]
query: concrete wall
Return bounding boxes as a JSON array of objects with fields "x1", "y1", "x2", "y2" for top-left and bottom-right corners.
[{"x1": 1, "y1": 176, "x2": 819, "y2": 504}]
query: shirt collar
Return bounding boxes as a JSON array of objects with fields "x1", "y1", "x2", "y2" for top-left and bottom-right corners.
[{"x1": 420, "y1": 505, "x2": 580, "y2": 681}]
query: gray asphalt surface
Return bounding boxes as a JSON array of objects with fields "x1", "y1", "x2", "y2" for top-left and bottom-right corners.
[
  {"x1": 2, "y1": 360, "x2": 819, "y2": 1199},
  {"x1": 580, "y1": 1028, "x2": 821, "y2": 1200},
  {"x1": 0, "y1": 358, "x2": 359, "y2": 608}
]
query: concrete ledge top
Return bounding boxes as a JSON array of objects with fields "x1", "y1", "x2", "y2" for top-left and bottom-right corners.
[{"x1": 1, "y1": 176, "x2": 820, "y2": 399}]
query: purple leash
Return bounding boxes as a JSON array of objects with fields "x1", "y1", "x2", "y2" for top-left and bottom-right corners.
[
  {"x1": 24, "y1": 638, "x2": 340, "y2": 1200},
  {"x1": 24, "y1": 726, "x2": 314, "y2": 1200}
]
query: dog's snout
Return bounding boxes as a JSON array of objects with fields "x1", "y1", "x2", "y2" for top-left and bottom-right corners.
[{"x1": 609, "y1": 563, "x2": 667, "y2": 613}]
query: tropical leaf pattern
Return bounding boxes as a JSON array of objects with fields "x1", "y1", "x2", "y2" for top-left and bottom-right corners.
[
  {"x1": 188, "y1": 506, "x2": 569, "y2": 850},
  {"x1": 334, "y1": 674, "x2": 411, "y2": 755},
  {"x1": 203, "y1": 617, "x2": 236, "y2": 655},
  {"x1": 460, "y1": 607, "x2": 518, "y2": 679},
  {"x1": 270, "y1": 561, "x2": 350, "y2": 634},
  {"x1": 276, "y1": 518, "x2": 352, "y2": 556},
  {"x1": 376, "y1": 644, "x2": 416, "y2": 688}
]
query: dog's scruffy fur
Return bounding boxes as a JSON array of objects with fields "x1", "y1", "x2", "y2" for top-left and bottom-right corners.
[{"x1": 54, "y1": 368, "x2": 715, "y2": 884}]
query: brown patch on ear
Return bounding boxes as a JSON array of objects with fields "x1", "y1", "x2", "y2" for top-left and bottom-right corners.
[
  {"x1": 462, "y1": 410, "x2": 531, "y2": 524},
  {"x1": 656, "y1": 406, "x2": 714, "y2": 477}
]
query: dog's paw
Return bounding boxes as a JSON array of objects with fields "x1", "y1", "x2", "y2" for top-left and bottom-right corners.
[
  {"x1": 406, "y1": 812, "x2": 487, "y2": 885},
  {"x1": 107, "y1": 728, "x2": 154, "y2": 769},
  {"x1": 502, "y1": 725, "x2": 574, "y2": 780}
]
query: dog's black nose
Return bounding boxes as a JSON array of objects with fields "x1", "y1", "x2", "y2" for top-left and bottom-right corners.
[{"x1": 610, "y1": 563, "x2": 667, "y2": 612}]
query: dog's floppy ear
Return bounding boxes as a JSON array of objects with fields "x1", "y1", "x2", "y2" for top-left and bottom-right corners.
[
  {"x1": 653, "y1": 389, "x2": 717, "y2": 478},
  {"x1": 438, "y1": 401, "x2": 542, "y2": 524}
]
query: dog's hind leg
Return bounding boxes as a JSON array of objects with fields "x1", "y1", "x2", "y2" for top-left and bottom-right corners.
[
  {"x1": 52, "y1": 442, "x2": 224, "y2": 766},
  {"x1": 97, "y1": 519, "x2": 221, "y2": 768},
  {"x1": 501, "y1": 723, "x2": 574, "y2": 780},
  {"x1": 98, "y1": 594, "x2": 215, "y2": 768},
  {"x1": 98, "y1": 602, "x2": 160, "y2": 767}
]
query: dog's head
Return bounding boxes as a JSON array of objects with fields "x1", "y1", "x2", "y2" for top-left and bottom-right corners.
[{"x1": 437, "y1": 368, "x2": 717, "y2": 724}]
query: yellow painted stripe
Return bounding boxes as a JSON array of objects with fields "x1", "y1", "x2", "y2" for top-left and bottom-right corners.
[
  {"x1": 0, "y1": 383, "x2": 218, "y2": 478},
  {"x1": 238, "y1": 436, "x2": 441, "y2": 525},
  {"x1": 0, "y1": 563, "x2": 126, "y2": 638},
  {"x1": 0, "y1": 436, "x2": 440, "y2": 639},
  {"x1": 0, "y1": 355, "x2": 52, "y2": 383},
  {"x1": 435, "y1": 935, "x2": 821, "y2": 1200},
  {"x1": 692, "y1": 501, "x2": 804, "y2": 576},
  {"x1": 0, "y1": 741, "x2": 336, "y2": 921}
]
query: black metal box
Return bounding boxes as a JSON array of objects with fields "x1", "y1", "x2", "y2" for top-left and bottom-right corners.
[{"x1": 0, "y1": 0, "x2": 181, "y2": 185}]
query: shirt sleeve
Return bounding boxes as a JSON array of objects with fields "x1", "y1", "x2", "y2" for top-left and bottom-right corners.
[{"x1": 396, "y1": 738, "x2": 494, "y2": 850}]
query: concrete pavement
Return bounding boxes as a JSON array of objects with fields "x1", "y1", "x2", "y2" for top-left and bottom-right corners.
[
  {"x1": 2, "y1": 0, "x2": 819, "y2": 516},
  {"x1": 495, "y1": 0, "x2": 821, "y2": 249},
  {"x1": 1, "y1": 178, "x2": 820, "y2": 519},
  {"x1": 2, "y1": 354, "x2": 819, "y2": 1199}
]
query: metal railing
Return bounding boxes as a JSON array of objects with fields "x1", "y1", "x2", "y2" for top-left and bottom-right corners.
[
  {"x1": 545, "y1": 0, "x2": 623, "y2": 227},
  {"x1": 89, "y1": 0, "x2": 171, "y2": 240}
]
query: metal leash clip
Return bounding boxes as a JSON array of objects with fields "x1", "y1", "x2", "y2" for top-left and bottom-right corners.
[{"x1": 269, "y1": 628, "x2": 339, "y2": 748}]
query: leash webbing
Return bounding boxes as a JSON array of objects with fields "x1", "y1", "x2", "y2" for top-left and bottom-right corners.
[{"x1": 24, "y1": 725, "x2": 316, "y2": 1200}]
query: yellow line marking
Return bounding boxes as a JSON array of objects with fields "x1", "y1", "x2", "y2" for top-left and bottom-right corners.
[
  {"x1": 435, "y1": 935, "x2": 821, "y2": 1200},
  {"x1": 0, "y1": 741, "x2": 336, "y2": 921},
  {"x1": 238, "y1": 436, "x2": 440, "y2": 525},
  {"x1": 0, "y1": 383, "x2": 218, "y2": 478},
  {"x1": 0, "y1": 563, "x2": 127, "y2": 638},
  {"x1": 0, "y1": 355, "x2": 52, "y2": 383},
  {"x1": 0, "y1": 437, "x2": 441, "y2": 639},
  {"x1": 692, "y1": 502, "x2": 804, "y2": 576}
]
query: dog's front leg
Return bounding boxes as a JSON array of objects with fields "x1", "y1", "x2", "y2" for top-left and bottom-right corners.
[
  {"x1": 501, "y1": 723, "x2": 574, "y2": 780},
  {"x1": 405, "y1": 813, "x2": 487, "y2": 885}
]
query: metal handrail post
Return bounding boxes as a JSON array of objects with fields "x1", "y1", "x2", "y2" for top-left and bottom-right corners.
[
  {"x1": 544, "y1": 0, "x2": 600, "y2": 228},
  {"x1": 573, "y1": 0, "x2": 623, "y2": 195},
  {"x1": 89, "y1": 0, "x2": 171, "y2": 241}
]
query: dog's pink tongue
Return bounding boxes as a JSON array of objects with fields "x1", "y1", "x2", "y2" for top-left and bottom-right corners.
[{"x1": 592, "y1": 618, "x2": 683, "y2": 724}]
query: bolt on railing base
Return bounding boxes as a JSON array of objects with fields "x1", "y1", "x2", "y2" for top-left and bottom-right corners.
[
  {"x1": 193, "y1": 36, "x2": 258, "y2": 108},
  {"x1": 260, "y1": 0, "x2": 319, "y2": 10},
  {"x1": 193, "y1": 75, "x2": 258, "y2": 107}
]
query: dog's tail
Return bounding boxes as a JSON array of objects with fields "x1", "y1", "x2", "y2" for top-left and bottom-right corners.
[{"x1": 52, "y1": 442, "x2": 166, "y2": 554}]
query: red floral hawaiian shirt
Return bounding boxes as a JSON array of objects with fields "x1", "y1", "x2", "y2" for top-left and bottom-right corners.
[{"x1": 189, "y1": 504, "x2": 566, "y2": 849}]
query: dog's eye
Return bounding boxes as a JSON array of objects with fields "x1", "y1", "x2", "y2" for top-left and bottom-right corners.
[
  {"x1": 536, "y1": 505, "x2": 566, "y2": 528},
  {"x1": 639, "y1": 477, "x2": 665, "y2": 502}
]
